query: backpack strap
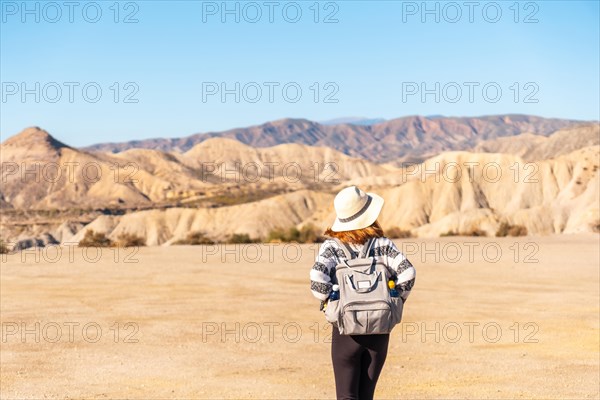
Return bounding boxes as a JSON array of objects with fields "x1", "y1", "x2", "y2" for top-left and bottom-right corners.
[
  {"x1": 361, "y1": 237, "x2": 396, "y2": 280},
  {"x1": 359, "y1": 237, "x2": 376, "y2": 259},
  {"x1": 332, "y1": 237, "x2": 377, "y2": 260},
  {"x1": 332, "y1": 238, "x2": 355, "y2": 260}
]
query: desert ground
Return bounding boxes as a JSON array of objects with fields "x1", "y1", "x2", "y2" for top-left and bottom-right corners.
[{"x1": 1, "y1": 235, "x2": 598, "y2": 399}]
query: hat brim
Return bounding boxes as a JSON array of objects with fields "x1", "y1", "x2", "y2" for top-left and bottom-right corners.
[{"x1": 330, "y1": 193, "x2": 384, "y2": 232}]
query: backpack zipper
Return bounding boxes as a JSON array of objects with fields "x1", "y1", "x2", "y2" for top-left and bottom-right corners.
[{"x1": 342, "y1": 300, "x2": 391, "y2": 313}]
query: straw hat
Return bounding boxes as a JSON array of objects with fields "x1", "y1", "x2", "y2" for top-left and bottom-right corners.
[{"x1": 330, "y1": 186, "x2": 384, "y2": 232}]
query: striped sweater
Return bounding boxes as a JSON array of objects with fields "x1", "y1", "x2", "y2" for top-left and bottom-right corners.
[{"x1": 310, "y1": 237, "x2": 416, "y2": 304}]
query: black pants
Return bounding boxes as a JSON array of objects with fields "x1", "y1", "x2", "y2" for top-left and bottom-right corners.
[{"x1": 331, "y1": 325, "x2": 390, "y2": 400}]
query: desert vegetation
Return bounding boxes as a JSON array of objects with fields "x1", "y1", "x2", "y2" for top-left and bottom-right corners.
[
  {"x1": 386, "y1": 227, "x2": 413, "y2": 238},
  {"x1": 267, "y1": 224, "x2": 325, "y2": 243},
  {"x1": 115, "y1": 233, "x2": 146, "y2": 247},
  {"x1": 173, "y1": 231, "x2": 215, "y2": 245},
  {"x1": 0, "y1": 239, "x2": 9, "y2": 254},
  {"x1": 496, "y1": 222, "x2": 528, "y2": 237},
  {"x1": 226, "y1": 233, "x2": 260, "y2": 244},
  {"x1": 78, "y1": 230, "x2": 113, "y2": 247},
  {"x1": 77, "y1": 230, "x2": 146, "y2": 247},
  {"x1": 441, "y1": 229, "x2": 487, "y2": 237}
]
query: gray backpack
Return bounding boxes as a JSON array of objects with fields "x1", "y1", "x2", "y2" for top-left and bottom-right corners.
[{"x1": 324, "y1": 237, "x2": 404, "y2": 335}]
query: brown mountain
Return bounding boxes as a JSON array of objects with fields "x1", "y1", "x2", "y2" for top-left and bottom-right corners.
[
  {"x1": 65, "y1": 145, "x2": 600, "y2": 245},
  {"x1": 81, "y1": 115, "x2": 586, "y2": 163},
  {"x1": 1, "y1": 127, "x2": 205, "y2": 210},
  {"x1": 1, "y1": 126, "x2": 72, "y2": 160},
  {"x1": 2, "y1": 121, "x2": 598, "y2": 248},
  {"x1": 0, "y1": 127, "x2": 387, "y2": 211},
  {"x1": 470, "y1": 124, "x2": 600, "y2": 161}
]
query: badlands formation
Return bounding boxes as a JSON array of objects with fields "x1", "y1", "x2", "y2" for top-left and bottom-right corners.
[{"x1": 1, "y1": 118, "x2": 598, "y2": 247}]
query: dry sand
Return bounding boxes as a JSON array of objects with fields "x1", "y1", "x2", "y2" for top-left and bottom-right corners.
[{"x1": 1, "y1": 235, "x2": 598, "y2": 399}]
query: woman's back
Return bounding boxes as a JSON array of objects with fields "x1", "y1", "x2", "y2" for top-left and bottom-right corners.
[
  {"x1": 309, "y1": 185, "x2": 416, "y2": 400},
  {"x1": 310, "y1": 236, "x2": 416, "y2": 303}
]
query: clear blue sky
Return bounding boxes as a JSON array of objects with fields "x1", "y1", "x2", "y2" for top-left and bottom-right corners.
[{"x1": 1, "y1": 0, "x2": 599, "y2": 146}]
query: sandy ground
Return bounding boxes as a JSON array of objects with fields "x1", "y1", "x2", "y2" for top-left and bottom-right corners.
[{"x1": 1, "y1": 235, "x2": 598, "y2": 399}]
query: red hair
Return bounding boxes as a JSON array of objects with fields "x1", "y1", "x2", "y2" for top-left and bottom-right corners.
[{"x1": 324, "y1": 220, "x2": 384, "y2": 245}]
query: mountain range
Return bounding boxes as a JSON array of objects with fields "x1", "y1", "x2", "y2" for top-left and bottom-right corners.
[
  {"x1": 1, "y1": 115, "x2": 599, "y2": 248},
  {"x1": 81, "y1": 114, "x2": 587, "y2": 164}
]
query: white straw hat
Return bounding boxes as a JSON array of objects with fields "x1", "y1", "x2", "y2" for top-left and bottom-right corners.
[{"x1": 330, "y1": 186, "x2": 384, "y2": 232}]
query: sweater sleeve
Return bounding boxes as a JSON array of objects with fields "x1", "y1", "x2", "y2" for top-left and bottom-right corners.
[
  {"x1": 309, "y1": 239, "x2": 341, "y2": 301},
  {"x1": 373, "y1": 237, "x2": 416, "y2": 303}
]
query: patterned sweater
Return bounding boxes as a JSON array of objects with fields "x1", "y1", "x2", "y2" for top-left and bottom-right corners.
[{"x1": 309, "y1": 237, "x2": 416, "y2": 304}]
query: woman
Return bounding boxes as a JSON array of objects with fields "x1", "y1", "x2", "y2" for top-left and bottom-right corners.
[{"x1": 310, "y1": 186, "x2": 416, "y2": 400}]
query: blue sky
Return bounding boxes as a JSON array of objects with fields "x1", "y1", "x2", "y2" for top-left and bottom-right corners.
[{"x1": 1, "y1": 0, "x2": 599, "y2": 146}]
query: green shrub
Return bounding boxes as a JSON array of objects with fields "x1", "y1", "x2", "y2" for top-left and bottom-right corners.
[
  {"x1": 78, "y1": 230, "x2": 113, "y2": 247},
  {"x1": 496, "y1": 222, "x2": 528, "y2": 237},
  {"x1": 227, "y1": 233, "x2": 259, "y2": 244},
  {"x1": 441, "y1": 229, "x2": 487, "y2": 237},
  {"x1": 266, "y1": 228, "x2": 288, "y2": 243},
  {"x1": 387, "y1": 227, "x2": 412, "y2": 239},
  {"x1": 298, "y1": 224, "x2": 326, "y2": 243},
  {"x1": 440, "y1": 231, "x2": 458, "y2": 237},
  {"x1": 464, "y1": 229, "x2": 487, "y2": 237},
  {"x1": 285, "y1": 227, "x2": 301, "y2": 242},
  {"x1": 0, "y1": 239, "x2": 9, "y2": 254},
  {"x1": 115, "y1": 233, "x2": 146, "y2": 247},
  {"x1": 508, "y1": 225, "x2": 527, "y2": 237},
  {"x1": 173, "y1": 231, "x2": 215, "y2": 245},
  {"x1": 267, "y1": 225, "x2": 325, "y2": 243}
]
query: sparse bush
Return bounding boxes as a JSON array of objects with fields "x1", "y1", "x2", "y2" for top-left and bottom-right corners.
[
  {"x1": 286, "y1": 227, "x2": 301, "y2": 242},
  {"x1": 227, "y1": 233, "x2": 259, "y2": 244},
  {"x1": 592, "y1": 221, "x2": 600, "y2": 233},
  {"x1": 115, "y1": 233, "x2": 145, "y2": 247},
  {"x1": 268, "y1": 227, "x2": 302, "y2": 243},
  {"x1": 78, "y1": 230, "x2": 113, "y2": 247},
  {"x1": 441, "y1": 229, "x2": 486, "y2": 237},
  {"x1": 267, "y1": 228, "x2": 288, "y2": 243},
  {"x1": 387, "y1": 227, "x2": 412, "y2": 239},
  {"x1": 0, "y1": 239, "x2": 9, "y2": 254},
  {"x1": 463, "y1": 229, "x2": 486, "y2": 237},
  {"x1": 173, "y1": 231, "x2": 215, "y2": 245},
  {"x1": 496, "y1": 223, "x2": 510, "y2": 237},
  {"x1": 508, "y1": 225, "x2": 527, "y2": 237},
  {"x1": 267, "y1": 225, "x2": 325, "y2": 243},
  {"x1": 440, "y1": 231, "x2": 458, "y2": 237},
  {"x1": 496, "y1": 222, "x2": 528, "y2": 237},
  {"x1": 298, "y1": 224, "x2": 326, "y2": 243}
]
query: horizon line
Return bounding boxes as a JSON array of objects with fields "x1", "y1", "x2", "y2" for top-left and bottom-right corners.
[{"x1": 2, "y1": 113, "x2": 598, "y2": 147}]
